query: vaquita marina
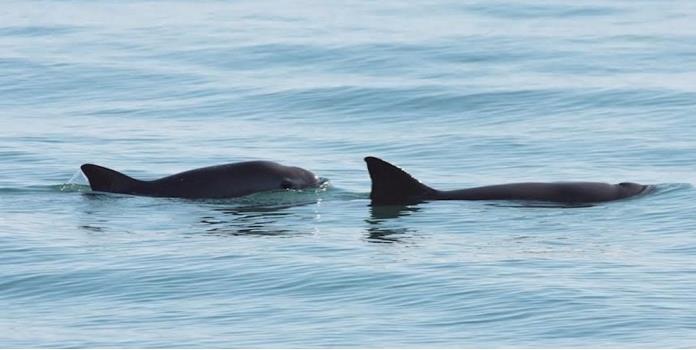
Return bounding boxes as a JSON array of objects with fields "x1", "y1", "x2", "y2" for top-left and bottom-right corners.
[{"x1": 1, "y1": 0, "x2": 696, "y2": 347}]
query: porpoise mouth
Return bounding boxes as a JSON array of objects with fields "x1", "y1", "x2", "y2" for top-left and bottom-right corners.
[{"x1": 317, "y1": 177, "x2": 330, "y2": 188}]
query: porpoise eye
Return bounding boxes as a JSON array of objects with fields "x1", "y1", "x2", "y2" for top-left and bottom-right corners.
[
  {"x1": 281, "y1": 179, "x2": 294, "y2": 189},
  {"x1": 619, "y1": 182, "x2": 632, "y2": 187}
]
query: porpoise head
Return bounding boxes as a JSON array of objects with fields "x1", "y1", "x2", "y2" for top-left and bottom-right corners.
[
  {"x1": 617, "y1": 182, "x2": 652, "y2": 199},
  {"x1": 281, "y1": 166, "x2": 321, "y2": 189}
]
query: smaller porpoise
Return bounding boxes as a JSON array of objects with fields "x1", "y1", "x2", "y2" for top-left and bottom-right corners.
[
  {"x1": 81, "y1": 161, "x2": 321, "y2": 199},
  {"x1": 365, "y1": 156, "x2": 652, "y2": 205}
]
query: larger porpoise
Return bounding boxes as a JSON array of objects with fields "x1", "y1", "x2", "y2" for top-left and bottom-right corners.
[{"x1": 364, "y1": 156, "x2": 652, "y2": 205}]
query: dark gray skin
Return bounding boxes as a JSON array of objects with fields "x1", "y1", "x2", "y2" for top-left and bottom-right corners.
[
  {"x1": 365, "y1": 156, "x2": 652, "y2": 205},
  {"x1": 81, "y1": 161, "x2": 320, "y2": 199}
]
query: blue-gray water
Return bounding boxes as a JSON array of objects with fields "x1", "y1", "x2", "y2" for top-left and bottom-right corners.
[{"x1": 2, "y1": 0, "x2": 696, "y2": 347}]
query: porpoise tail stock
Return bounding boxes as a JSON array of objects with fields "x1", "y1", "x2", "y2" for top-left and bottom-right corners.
[
  {"x1": 80, "y1": 161, "x2": 320, "y2": 199},
  {"x1": 364, "y1": 156, "x2": 652, "y2": 205}
]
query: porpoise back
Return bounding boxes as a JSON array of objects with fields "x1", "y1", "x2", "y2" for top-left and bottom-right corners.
[
  {"x1": 364, "y1": 156, "x2": 651, "y2": 205},
  {"x1": 81, "y1": 161, "x2": 320, "y2": 199}
]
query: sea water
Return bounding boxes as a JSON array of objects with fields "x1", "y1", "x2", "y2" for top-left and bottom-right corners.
[{"x1": 1, "y1": 0, "x2": 696, "y2": 347}]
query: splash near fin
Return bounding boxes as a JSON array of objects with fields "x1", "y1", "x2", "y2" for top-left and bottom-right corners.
[
  {"x1": 80, "y1": 164, "x2": 140, "y2": 194},
  {"x1": 364, "y1": 156, "x2": 436, "y2": 205}
]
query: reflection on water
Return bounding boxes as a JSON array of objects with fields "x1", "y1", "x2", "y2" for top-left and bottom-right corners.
[
  {"x1": 200, "y1": 203, "x2": 315, "y2": 237},
  {"x1": 365, "y1": 226, "x2": 413, "y2": 244},
  {"x1": 78, "y1": 225, "x2": 105, "y2": 233},
  {"x1": 76, "y1": 189, "x2": 323, "y2": 237},
  {"x1": 368, "y1": 204, "x2": 421, "y2": 220},
  {"x1": 364, "y1": 205, "x2": 421, "y2": 243}
]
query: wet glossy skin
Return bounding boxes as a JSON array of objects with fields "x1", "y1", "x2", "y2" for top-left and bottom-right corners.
[
  {"x1": 81, "y1": 161, "x2": 320, "y2": 199},
  {"x1": 365, "y1": 156, "x2": 652, "y2": 205}
]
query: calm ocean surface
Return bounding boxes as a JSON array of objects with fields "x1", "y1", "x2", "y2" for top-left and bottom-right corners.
[{"x1": 2, "y1": 0, "x2": 696, "y2": 347}]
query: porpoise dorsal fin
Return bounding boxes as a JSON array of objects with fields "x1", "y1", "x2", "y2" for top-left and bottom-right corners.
[
  {"x1": 80, "y1": 164, "x2": 140, "y2": 194},
  {"x1": 364, "y1": 156, "x2": 436, "y2": 205}
]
